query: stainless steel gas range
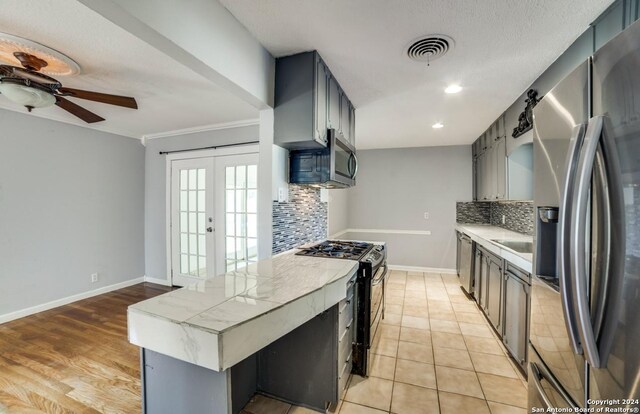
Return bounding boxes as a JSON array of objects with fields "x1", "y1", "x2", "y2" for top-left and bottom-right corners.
[{"x1": 296, "y1": 240, "x2": 388, "y2": 377}]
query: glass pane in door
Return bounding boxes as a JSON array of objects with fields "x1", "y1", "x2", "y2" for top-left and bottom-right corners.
[
  {"x1": 178, "y1": 167, "x2": 207, "y2": 277},
  {"x1": 224, "y1": 164, "x2": 258, "y2": 271}
]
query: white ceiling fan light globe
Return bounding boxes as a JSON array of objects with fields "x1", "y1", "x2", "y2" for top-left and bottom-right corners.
[{"x1": 0, "y1": 82, "x2": 56, "y2": 108}]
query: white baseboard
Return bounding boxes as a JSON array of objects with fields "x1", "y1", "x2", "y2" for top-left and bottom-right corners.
[
  {"x1": 144, "y1": 276, "x2": 172, "y2": 286},
  {"x1": 0, "y1": 276, "x2": 145, "y2": 325},
  {"x1": 388, "y1": 265, "x2": 457, "y2": 275}
]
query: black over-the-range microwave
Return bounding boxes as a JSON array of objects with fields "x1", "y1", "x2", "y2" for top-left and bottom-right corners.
[{"x1": 289, "y1": 129, "x2": 357, "y2": 188}]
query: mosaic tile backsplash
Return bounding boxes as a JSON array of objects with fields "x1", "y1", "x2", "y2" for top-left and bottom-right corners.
[
  {"x1": 272, "y1": 185, "x2": 327, "y2": 254},
  {"x1": 456, "y1": 200, "x2": 534, "y2": 236}
]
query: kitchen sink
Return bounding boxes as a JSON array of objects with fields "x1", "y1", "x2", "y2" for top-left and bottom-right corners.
[{"x1": 491, "y1": 239, "x2": 533, "y2": 254}]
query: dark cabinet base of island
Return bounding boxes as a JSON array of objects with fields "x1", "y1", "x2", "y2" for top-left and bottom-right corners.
[{"x1": 140, "y1": 304, "x2": 347, "y2": 414}]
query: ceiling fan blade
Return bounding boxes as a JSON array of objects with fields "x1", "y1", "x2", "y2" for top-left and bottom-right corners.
[
  {"x1": 55, "y1": 97, "x2": 105, "y2": 123},
  {"x1": 57, "y1": 87, "x2": 138, "y2": 109}
]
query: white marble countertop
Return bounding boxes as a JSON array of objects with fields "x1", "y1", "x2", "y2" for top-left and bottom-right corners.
[
  {"x1": 456, "y1": 224, "x2": 533, "y2": 273},
  {"x1": 128, "y1": 251, "x2": 359, "y2": 372}
]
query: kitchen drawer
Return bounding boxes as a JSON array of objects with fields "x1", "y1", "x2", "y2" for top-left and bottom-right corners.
[
  {"x1": 338, "y1": 317, "x2": 353, "y2": 363},
  {"x1": 338, "y1": 350, "x2": 353, "y2": 395},
  {"x1": 339, "y1": 292, "x2": 354, "y2": 333}
]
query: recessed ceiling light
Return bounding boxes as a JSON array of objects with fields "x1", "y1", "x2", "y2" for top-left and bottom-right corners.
[
  {"x1": 445, "y1": 84, "x2": 462, "y2": 94},
  {"x1": 432, "y1": 122, "x2": 444, "y2": 129}
]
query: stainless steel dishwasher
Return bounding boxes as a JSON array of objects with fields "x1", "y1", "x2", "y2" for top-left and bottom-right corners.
[{"x1": 458, "y1": 234, "x2": 474, "y2": 294}]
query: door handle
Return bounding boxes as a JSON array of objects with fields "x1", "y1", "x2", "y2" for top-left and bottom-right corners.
[
  {"x1": 558, "y1": 123, "x2": 586, "y2": 355},
  {"x1": 570, "y1": 115, "x2": 604, "y2": 368},
  {"x1": 351, "y1": 152, "x2": 359, "y2": 179},
  {"x1": 206, "y1": 227, "x2": 213, "y2": 233}
]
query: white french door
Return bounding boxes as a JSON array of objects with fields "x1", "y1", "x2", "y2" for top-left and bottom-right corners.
[
  {"x1": 215, "y1": 154, "x2": 260, "y2": 273},
  {"x1": 169, "y1": 152, "x2": 259, "y2": 286},
  {"x1": 170, "y1": 158, "x2": 215, "y2": 286}
]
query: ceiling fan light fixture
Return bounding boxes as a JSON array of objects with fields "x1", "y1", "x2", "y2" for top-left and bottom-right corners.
[
  {"x1": 432, "y1": 122, "x2": 444, "y2": 129},
  {"x1": 0, "y1": 32, "x2": 80, "y2": 76},
  {"x1": 445, "y1": 84, "x2": 462, "y2": 94},
  {"x1": 0, "y1": 81, "x2": 56, "y2": 109}
]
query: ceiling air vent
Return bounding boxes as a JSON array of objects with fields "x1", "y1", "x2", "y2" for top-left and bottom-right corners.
[{"x1": 406, "y1": 35, "x2": 454, "y2": 63}]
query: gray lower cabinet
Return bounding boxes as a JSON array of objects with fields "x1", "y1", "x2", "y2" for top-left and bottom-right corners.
[
  {"x1": 475, "y1": 248, "x2": 488, "y2": 311},
  {"x1": 485, "y1": 251, "x2": 504, "y2": 333},
  {"x1": 462, "y1": 239, "x2": 531, "y2": 374},
  {"x1": 337, "y1": 277, "x2": 355, "y2": 396},
  {"x1": 502, "y1": 263, "x2": 530, "y2": 372}
]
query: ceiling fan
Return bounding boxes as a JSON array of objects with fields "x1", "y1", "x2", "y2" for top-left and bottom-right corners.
[{"x1": 0, "y1": 52, "x2": 137, "y2": 123}]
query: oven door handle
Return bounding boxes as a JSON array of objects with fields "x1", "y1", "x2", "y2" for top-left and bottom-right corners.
[{"x1": 372, "y1": 263, "x2": 388, "y2": 286}]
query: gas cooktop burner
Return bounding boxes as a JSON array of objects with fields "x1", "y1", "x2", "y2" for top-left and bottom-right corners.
[{"x1": 296, "y1": 240, "x2": 373, "y2": 260}]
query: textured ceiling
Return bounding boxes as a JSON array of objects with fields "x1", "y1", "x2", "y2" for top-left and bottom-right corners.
[
  {"x1": 220, "y1": 0, "x2": 612, "y2": 149},
  {"x1": 0, "y1": 0, "x2": 258, "y2": 139}
]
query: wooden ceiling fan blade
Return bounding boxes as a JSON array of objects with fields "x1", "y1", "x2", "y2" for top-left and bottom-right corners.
[
  {"x1": 55, "y1": 97, "x2": 105, "y2": 123},
  {"x1": 57, "y1": 87, "x2": 138, "y2": 109}
]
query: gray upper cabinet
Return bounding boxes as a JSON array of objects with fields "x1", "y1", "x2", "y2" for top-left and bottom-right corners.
[
  {"x1": 328, "y1": 75, "x2": 341, "y2": 132},
  {"x1": 473, "y1": 116, "x2": 508, "y2": 201},
  {"x1": 274, "y1": 51, "x2": 339, "y2": 150},
  {"x1": 349, "y1": 103, "x2": 356, "y2": 146},
  {"x1": 340, "y1": 90, "x2": 350, "y2": 142},
  {"x1": 495, "y1": 136, "x2": 507, "y2": 200},
  {"x1": 314, "y1": 57, "x2": 329, "y2": 146}
]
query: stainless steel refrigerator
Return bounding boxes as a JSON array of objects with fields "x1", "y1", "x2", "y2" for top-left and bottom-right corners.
[{"x1": 530, "y1": 18, "x2": 640, "y2": 411}]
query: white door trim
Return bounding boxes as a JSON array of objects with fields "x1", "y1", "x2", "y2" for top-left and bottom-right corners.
[{"x1": 164, "y1": 145, "x2": 259, "y2": 284}]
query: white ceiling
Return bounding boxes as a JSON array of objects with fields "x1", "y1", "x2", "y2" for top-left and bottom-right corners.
[
  {"x1": 220, "y1": 0, "x2": 612, "y2": 149},
  {"x1": 0, "y1": 0, "x2": 259, "y2": 139}
]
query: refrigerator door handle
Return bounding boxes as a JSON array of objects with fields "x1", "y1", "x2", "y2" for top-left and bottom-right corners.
[
  {"x1": 559, "y1": 122, "x2": 587, "y2": 355},
  {"x1": 570, "y1": 115, "x2": 604, "y2": 368},
  {"x1": 592, "y1": 115, "x2": 626, "y2": 368}
]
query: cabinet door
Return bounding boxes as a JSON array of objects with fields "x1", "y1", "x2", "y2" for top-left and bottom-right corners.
[
  {"x1": 486, "y1": 255, "x2": 503, "y2": 333},
  {"x1": 314, "y1": 57, "x2": 329, "y2": 145},
  {"x1": 503, "y1": 271, "x2": 529, "y2": 368},
  {"x1": 476, "y1": 153, "x2": 485, "y2": 200},
  {"x1": 495, "y1": 136, "x2": 507, "y2": 199},
  {"x1": 475, "y1": 249, "x2": 487, "y2": 309},
  {"x1": 488, "y1": 141, "x2": 498, "y2": 200},
  {"x1": 472, "y1": 158, "x2": 478, "y2": 201},
  {"x1": 497, "y1": 114, "x2": 506, "y2": 138},
  {"x1": 349, "y1": 103, "x2": 356, "y2": 145},
  {"x1": 328, "y1": 75, "x2": 341, "y2": 131},
  {"x1": 340, "y1": 91, "x2": 350, "y2": 141}
]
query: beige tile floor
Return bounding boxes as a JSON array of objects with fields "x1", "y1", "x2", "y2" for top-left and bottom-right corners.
[{"x1": 242, "y1": 270, "x2": 528, "y2": 414}]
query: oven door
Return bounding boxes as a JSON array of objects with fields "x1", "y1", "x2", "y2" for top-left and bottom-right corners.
[{"x1": 369, "y1": 263, "x2": 388, "y2": 347}]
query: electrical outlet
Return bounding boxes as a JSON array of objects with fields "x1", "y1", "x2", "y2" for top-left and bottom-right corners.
[
  {"x1": 502, "y1": 215, "x2": 506, "y2": 224},
  {"x1": 91, "y1": 273, "x2": 99, "y2": 283},
  {"x1": 277, "y1": 187, "x2": 288, "y2": 203},
  {"x1": 423, "y1": 212, "x2": 430, "y2": 220}
]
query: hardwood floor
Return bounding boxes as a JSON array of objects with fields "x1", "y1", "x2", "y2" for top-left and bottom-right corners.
[{"x1": 0, "y1": 283, "x2": 173, "y2": 414}]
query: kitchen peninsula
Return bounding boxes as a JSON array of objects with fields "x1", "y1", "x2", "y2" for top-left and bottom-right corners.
[{"x1": 128, "y1": 251, "x2": 358, "y2": 413}]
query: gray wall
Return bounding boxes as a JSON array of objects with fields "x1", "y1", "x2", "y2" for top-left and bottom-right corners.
[
  {"x1": 144, "y1": 125, "x2": 259, "y2": 281},
  {"x1": 0, "y1": 109, "x2": 145, "y2": 316},
  {"x1": 344, "y1": 146, "x2": 472, "y2": 269},
  {"x1": 328, "y1": 188, "x2": 350, "y2": 236}
]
